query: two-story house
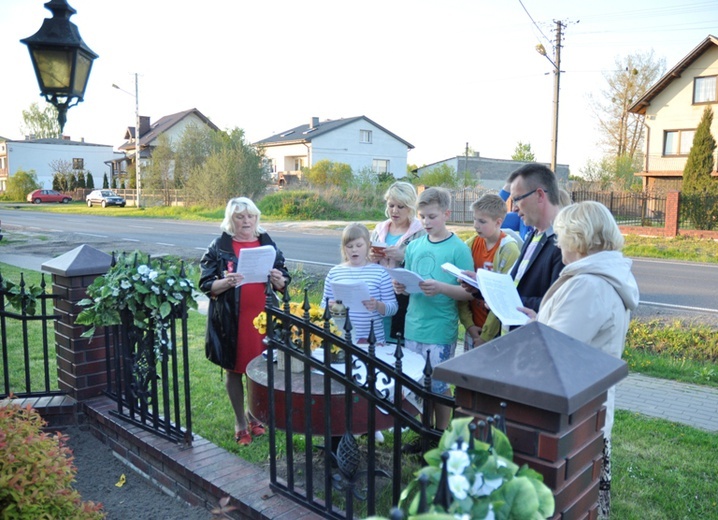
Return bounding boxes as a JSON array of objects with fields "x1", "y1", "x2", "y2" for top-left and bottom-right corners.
[
  {"x1": 254, "y1": 116, "x2": 413, "y2": 185},
  {"x1": 110, "y1": 108, "x2": 219, "y2": 185},
  {"x1": 0, "y1": 136, "x2": 120, "y2": 191},
  {"x1": 629, "y1": 35, "x2": 718, "y2": 191}
]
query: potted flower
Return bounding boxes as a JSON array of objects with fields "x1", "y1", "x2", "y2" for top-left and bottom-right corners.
[{"x1": 367, "y1": 416, "x2": 555, "y2": 520}]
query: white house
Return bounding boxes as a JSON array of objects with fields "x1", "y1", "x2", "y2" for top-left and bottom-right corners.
[
  {"x1": 0, "y1": 137, "x2": 120, "y2": 191},
  {"x1": 254, "y1": 116, "x2": 413, "y2": 182}
]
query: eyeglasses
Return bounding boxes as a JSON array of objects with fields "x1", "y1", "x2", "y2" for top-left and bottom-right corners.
[{"x1": 512, "y1": 188, "x2": 538, "y2": 203}]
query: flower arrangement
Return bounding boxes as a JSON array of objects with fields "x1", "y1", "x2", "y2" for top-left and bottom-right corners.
[
  {"x1": 76, "y1": 252, "x2": 197, "y2": 358},
  {"x1": 371, "y1": 416, "x2": 554, "y2": 520},
  {"x1": 253, "y1": 301, "x2": 341, "y2": 352}
]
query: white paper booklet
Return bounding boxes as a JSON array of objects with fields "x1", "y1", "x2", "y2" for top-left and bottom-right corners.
[
  {"x1": 385, "y1": 268, "x2": 425, "y2": 294},
  {"x1": 236, "y1": 245, "x2": 277, "y2": 285},
  {"x1": 441, "y1": 262, "x2": 479, "y2": 289},
  {"x1": 331, "y1": 279, "x2": 371, "y2": 312},
  {"x1": 474, "y1": 269, "x2": 529, "y2": 326}
]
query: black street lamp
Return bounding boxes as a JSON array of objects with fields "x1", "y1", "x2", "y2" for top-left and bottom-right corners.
[{"x1": 20, "y1": 0, "x2": 98, "y2": 133}]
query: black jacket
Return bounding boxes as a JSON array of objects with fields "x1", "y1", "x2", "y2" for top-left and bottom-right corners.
[
  {"x1": 510, "y1": 227, "x2": 564, "y2": 311},
  {"x1": 199, "y1": 232, "x2": 289, "y2": 369}
]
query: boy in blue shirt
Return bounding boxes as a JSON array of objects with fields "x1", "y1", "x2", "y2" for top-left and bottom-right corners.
[{"x1": 393, "y1": 187, "x2": 473, "y2": 431}]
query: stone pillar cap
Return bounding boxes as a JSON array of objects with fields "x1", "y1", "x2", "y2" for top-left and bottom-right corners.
[
  {"x1": 42, "y1": 244, "x2": 112, "y2": 277},
  {"x1": 434, "y1": 321, "x2": 628, "y2": 414}
]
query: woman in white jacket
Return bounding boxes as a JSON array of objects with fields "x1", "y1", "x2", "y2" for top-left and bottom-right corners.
[{"x1": 520, "y1": 201, "x2": 639, "y2": 519}]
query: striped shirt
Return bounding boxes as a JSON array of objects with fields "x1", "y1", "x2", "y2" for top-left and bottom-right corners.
[{"x1": 322, "y1": 263, "x2": 398, "y2": 344}]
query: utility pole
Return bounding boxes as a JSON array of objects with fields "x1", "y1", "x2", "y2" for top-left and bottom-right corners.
[
  {"x1": 134, "y1": 73, "x2": 141, "y2": 208},
  {"x1": 550, "y1": 20, "x2": 564, "y2": 174}
]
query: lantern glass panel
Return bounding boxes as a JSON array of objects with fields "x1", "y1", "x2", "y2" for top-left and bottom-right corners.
[
  {"x1": 72, "y1": 52, "x2": 92, "y2": 98},
  {"x1": 32, "y1": 48, "x2": 72, "y2": 89}
]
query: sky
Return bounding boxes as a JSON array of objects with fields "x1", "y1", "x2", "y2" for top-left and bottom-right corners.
[{"x1": 2, "y1": 0, "x2": 717, "y2": 176}]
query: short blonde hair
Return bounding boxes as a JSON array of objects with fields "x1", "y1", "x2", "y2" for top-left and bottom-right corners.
[
  {"x1": 220, "y1": 197, "x2": 265, "y2": 236},
  {"x1": 384, "y1": 181, "x2": 418, "y2": 219},
  {"x1": 340, "y1": 223, "x2": 371, "y2": 262},
  {"x1": 554, "y1": 201, "x2": 624, "y2": 255},
  {"x1": 471, "y1": 193, "x2": 507, "y2": 220},
  {"x1": 418, "y1": 186, "x2": 451, "y2": 211}
]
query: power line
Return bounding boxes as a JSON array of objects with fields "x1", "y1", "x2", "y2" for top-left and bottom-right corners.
[{"x1": 517, "y1": 0, "x2": 553, "y2": 46}]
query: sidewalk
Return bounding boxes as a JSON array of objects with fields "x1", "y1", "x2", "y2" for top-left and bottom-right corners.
[{"x1": 2, "y1": 252, "x2": 716, "y2": 433}]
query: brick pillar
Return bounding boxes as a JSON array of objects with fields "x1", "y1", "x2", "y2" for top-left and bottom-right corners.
[
  {"x1": 42, "y1": 245, "x2": 112, "y2": 401},
  {"x1": 434, "y1": 322, "x2": 628, "y2": 520},
  {"x1": 665, "y1": 191, "x2": 680, "y2": 237}
]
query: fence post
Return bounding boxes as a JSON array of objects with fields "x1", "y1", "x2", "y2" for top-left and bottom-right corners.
[
  {"x1": 41, "y1": 245, "x2": 112, "y2": 401},
  {"x1": 665, "y1": 191, "x2": 680, "y2": 237}
]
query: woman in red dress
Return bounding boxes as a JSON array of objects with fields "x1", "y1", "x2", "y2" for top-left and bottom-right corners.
[{"x1": 200, "y1": 197, "x2": 289, "y2": 446}]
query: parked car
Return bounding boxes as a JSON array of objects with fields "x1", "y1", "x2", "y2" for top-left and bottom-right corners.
[
  {"x1": 86, "y1": 190, "x2": 126, "y2": 208},
  {"x1": 26, "y1": 189, "x2": 72, "y2": 204}
]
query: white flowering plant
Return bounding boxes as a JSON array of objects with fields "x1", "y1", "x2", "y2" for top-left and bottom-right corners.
[
  {"x1": 76, "y1": 252, "x2": 197, "y2": 358},
  {"x1": 376, "y1": 416, "x2": 554, "y2": 520}
]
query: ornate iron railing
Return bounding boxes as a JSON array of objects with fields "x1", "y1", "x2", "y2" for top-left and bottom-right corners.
[
  {"x1": 0, "y1": 272, "x2": 61, "y2": 399},
  {"x1": 101, "y1": 257, "x2": 193, "y2": 446},
  {"x1": 257, "y1": 283, "x2": 455, "y2": 519}
]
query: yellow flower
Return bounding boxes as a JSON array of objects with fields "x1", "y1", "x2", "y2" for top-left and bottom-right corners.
[{"x1": 253, "y1": 303, "x2": 340, "y2": 352}]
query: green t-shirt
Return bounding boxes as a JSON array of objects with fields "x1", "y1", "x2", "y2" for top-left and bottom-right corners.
[{"x1": 403, "y1": 233, "x2": 473, "y2": 344}]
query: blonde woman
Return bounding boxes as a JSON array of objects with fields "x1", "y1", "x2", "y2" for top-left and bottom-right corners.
[
  {"x1": 370, "y1": 181, "x2": 426, "y2": 341},
  {"x1": 520, "y1": 201, "x2": 639, "y2": 518}
]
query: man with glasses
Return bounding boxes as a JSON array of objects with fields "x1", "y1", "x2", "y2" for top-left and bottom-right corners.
[{"x1": 467, "y1": 163, "x2": 564, "y2": 343}]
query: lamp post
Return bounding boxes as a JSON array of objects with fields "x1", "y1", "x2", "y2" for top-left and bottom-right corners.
[
  {"x1": 535, "y1": 20, "x2": 564, "y2": 174},
  {"x1": 112, "y1": 74, "x2": 141, "y2": 208},
  {"x1": 21, "y1": 0, "x2": 98, "y2": 133}
]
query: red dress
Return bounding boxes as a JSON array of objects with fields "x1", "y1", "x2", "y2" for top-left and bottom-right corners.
[{"x1": 231, "y1": 239, "x2": 267, "y2": 374}]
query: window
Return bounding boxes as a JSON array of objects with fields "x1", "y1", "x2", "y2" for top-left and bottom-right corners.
[
  {"x1": 293, "y1": 157, "x2": 305, "y2": 171},
  {"x1": 694, "y1": 76, "x2": 717, "y2": 104},
  {"x1": 72, "y1": 158, "x2": 84, "y2": 170},
  {"x1": 372, "y1": 159, "x2": 389, "y2": 173},
  {"x1": 360, "y1": 130, "x2": 372, "y2": 143},
  {"x1": 664, "y1": 129, "x2": 695, "y2": 156}
]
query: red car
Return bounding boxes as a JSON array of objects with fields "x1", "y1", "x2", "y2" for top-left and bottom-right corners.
[{"x1": 26, "y1": 189, "x2": 72, "y2": 204}]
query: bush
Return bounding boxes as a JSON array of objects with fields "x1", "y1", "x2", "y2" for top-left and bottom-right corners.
[
  {"x1": 258, "y1": 190, "x2": 338, "y2": 219},
  {"x1": 4, "y1": 169, "x2": 40, "y2": 202},
  {"x1": 0, "y1": 398, "x2": 104, "y2": 519}
]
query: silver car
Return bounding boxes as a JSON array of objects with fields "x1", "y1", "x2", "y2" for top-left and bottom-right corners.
[{"x1": 86, "y1": 190, "x2": 126, "y2": 208}]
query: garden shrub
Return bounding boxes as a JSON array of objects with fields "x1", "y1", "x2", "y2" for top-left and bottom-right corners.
[
  {"x1": 625, "y1": 319, "x2": 718, "y2": 362},
  {"x1": 258, "y1": 190, "x2": 337, "y2": 219},
  {"x1": 0, "y1": 398, "x2": 104, "y2": 519}
]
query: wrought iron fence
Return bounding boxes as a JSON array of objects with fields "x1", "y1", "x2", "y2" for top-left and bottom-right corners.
[
  {"x1": 102, "y1": 278, "x2": 193, "y2": 446},
  {"x1": 571, "y1": 190, "x2": 667, "y2": 227},
  {"x1": 0, "y1": 272, "x2": 61, "y2": 399},
  {"x1": 448, "y1": 186, "x2": 496, "y2": 223},
  {"x1": 257, "y1": 286, "x2": 455, "y2": 519}
]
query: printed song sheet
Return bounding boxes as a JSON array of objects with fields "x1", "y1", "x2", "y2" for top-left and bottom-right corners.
[
  {"x1": 474, "y1": 269, "x2": 530, "y2": 326},
  {"x1": 331, "y1": 280, "x2": 371, "y2": 312},
  {"x1": 441, "y1": 262, "x2": 479, "y2": 289},
  {"x1": 385, "y1": 268, "x2": 425, "y2": 294},
  {"x1": 236, "y1": 245, "x2": 276, "y2": 285}
]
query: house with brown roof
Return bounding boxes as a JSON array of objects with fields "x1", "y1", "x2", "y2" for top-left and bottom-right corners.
[
  {"x1": 628, "y1": 35, "x2": 718, "y2": 192},
  {"x1": 254, "y1": 116, "x2": 413, "y2": 185},
  {"x1": 110, "y1": 108, "x2": 219, "y2": 184}
]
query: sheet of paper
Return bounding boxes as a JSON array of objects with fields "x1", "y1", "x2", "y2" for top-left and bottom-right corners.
[
  {"x1": 371, "y1": 241, "x2": 388, "y2": 249},
  {"x1": 236, "y1": 245, "x2": 277, "y2": 285},
  {"x1": 331, "y1": 279, "x2": 371, "y2": 312},
  {"x1": 474, "y1": 269, "x2": 529, "y2": 326},
  {"x1": 386, "y1": 268, "x2": 425, "y2": 294},
  {"x1": 441, "y1": 262, "x2": 479, "y2": 289}
]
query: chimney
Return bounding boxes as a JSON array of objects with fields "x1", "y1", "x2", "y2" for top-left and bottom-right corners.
[
  {"x1": 139, "y1": 116, "x2": 151, "y2": 138},
  {"x1": 81, "y1": 137, "x2": 85, "y2": 143},
  {"x1": 310, "y1": 116, "x2": 319, "y2": 129}
]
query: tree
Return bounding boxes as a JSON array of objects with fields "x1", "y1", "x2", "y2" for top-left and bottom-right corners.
[
  {"x1": 21, "y1": 102, "x2": 61, "y2": 139},
  {"x1": 77, "y1": 171, "x2": 86, "y2": 189},
  {"x1": 49, "y1": 159, "x2": 75, "y2": 192},
  {"x1": 683, "y1": 106, "x2": 717, "y2": 194},
  {"x1": 578, "y1": 154, "x2": 642, "y2": 191},
  {"x1": 102, "y1": 173, "x2": 109, "y2": 189},
  {"x1": 174, "y1": 123, "x2": 212, "y2": 188},
  {"x1": 6, "y1": 169, "x2": 40, "y2": 201},
  {"x1": 416, "y1": 164, "x2": 460, "y2": 188},
  {"x1": 511, "y1": 142, "x2": 536, "y2": 162},
  {"x1": 304, "y1": 160, "x2": 353, "y2": 188},
  {"x1": 590, "y1": 51, "x2": 665, "y2": 159},
  {"x1": 144, "y1": 133, "x2": 175, "y2": 204},
  {"x1": 184, "y1": 127, "x2": 267, "y2": 207},
  {"x1": 86, "y1": 172, "x2": 95, "y2": 189}
]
